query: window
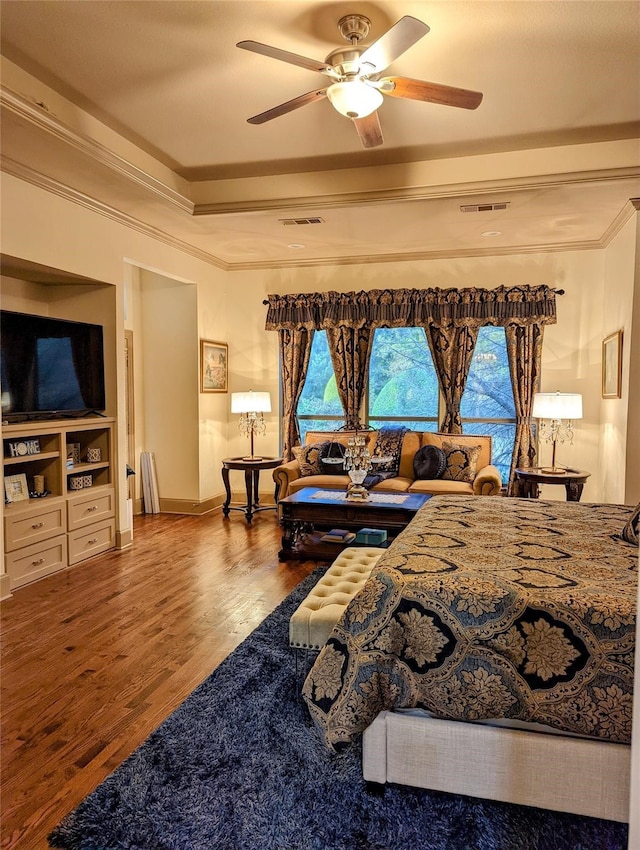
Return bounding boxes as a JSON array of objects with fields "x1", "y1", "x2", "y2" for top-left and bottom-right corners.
[
  {"x1": 367, "y1": 327, "x2": 439, "y2": 431},
  {"x1": 297, "y1": 331, "x2": 344, "y2": 441},
  {"x1": 296, "y1": 325, "x2": 516, "y2": 483},
  {"x1": 460, "y1": 326, "x2": 515, "y2": 482}
]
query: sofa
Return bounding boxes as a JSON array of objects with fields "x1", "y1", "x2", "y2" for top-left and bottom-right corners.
[{"x1": 272, "y1": 430, "x2": 502, "y2": 501}]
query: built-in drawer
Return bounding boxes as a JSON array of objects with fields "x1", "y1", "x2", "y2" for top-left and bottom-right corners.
[
  {"x1": 67, "y1": 487, "x2": 115, "y2": 532},
  {"x1": 3, "y1": 500, "x2": 66, "y2": 552},
  {"x1": 68, "y1": 518, "x2": 115, "y2": 565},
  {"x1": 5, "y1": 534, "x2": 67, "y2": 589}
]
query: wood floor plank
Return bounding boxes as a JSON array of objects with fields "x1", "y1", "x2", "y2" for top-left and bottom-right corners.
[{"x1": 1, "y1": 511, "x2": 317, "y2": 850}]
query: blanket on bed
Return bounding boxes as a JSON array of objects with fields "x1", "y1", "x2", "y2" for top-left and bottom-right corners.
[{"x1": 304, "y1": 495, "x2": 637, "y2": 748}]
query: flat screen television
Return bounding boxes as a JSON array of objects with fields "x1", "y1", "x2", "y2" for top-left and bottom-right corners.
[{"x1": 1, "y1": 310, "x2": 106, "y2": 421}]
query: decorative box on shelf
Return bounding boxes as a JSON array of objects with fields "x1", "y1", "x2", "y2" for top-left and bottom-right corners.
[{"x1": 355, "y1": 527, "x2": 387, "y2": 545}]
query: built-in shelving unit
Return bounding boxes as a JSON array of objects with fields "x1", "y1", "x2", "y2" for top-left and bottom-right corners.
[{"x1": 3, "y1": 417, "x2": 116, "y2": 589}]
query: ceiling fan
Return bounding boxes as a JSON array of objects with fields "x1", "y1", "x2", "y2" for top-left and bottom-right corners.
[{"x1": 237, "y1": 14, "x2": 483, "y2": 149}]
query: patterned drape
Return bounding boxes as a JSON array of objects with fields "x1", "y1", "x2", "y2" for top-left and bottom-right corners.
[
  {"x1": 423, "y1": 324, "x2": 479, "y2": 434},
  {"x1": 266, "y1": 287, "x2": 558, "y2": 469},
  {"x1": 265, "y1": 286, "x2": 558, "y2": 330},
  {"x1": 325, "y1": 326, "x2": 374, "y2": 430},
  {"x1": 505, "y1": 323, "x2": 545, "y2": 495},
  {"x1": 278, "y1": 328, "x2": 313, "y2": 461}
]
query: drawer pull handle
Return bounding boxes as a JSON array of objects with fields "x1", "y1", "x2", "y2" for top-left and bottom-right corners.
[
  {"x1": 31, "y1": 522, "x2": 45, "y2": 529},
  {"x1": 86, "y1": 505, "x2": 98, "y2": 512},
  {"x1": 88, "y1": 538, "x2": 98, "y2": 545},
  {"x1": 31, "y1": 558, "x2": 45, "y2": 566}
]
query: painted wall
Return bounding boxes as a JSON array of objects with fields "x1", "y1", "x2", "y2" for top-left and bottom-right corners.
[
  {"x1": 2, "y1": 172, "x2": 637, "y2": 511},
  {"x1": 599, "y1": 214, "x2": 639, "y2": 504},
  {"x1": 1, "y1": 171, "x2": 231, "y2": 526},
  {"x1": 227, "y1": 243, "x2": 635, "y2": 503},
  {"x1": 626, "y1": 216, "x2": 640, "y2": 506}
]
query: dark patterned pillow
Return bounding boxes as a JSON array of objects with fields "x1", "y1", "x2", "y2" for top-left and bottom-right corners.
[
  {"x1": 292, "y1": 441, "x2": 330, "y2": 476},
  {"x1": 371, "y1": 427, "x2": 407, "y2": 474},
  {"x1": 413, "y1": 445, "x2": 447, "y2": 480},
  {"x1": 621, "y1": 503, "x2": 640, "y2": 546},
  {"x1": 320, "y1": 441, "x2": 347, "y2": 475},
  {"x1": 441, "y1": 441, "x2": 482, "y2": 483}
]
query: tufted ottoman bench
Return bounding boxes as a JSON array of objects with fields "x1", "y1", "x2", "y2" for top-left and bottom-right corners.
[{"x1": 290, "y1": 547, "x2": 386, "y2": 654}]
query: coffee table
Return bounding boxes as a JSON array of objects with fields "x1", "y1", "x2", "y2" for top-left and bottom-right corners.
[{"x1": 278, "y1": 487, "x2": 431, "y2": 561}]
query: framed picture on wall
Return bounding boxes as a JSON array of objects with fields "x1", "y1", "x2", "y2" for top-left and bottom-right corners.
[
  {"x1": 200, "y1": 339, "x2": 228, "y2": 393},
  {"x1": 602, "y1": 329, "x2": 623, "y2": 399}
]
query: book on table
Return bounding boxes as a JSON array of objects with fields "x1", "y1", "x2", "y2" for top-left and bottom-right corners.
[{"x1": 319, "y1": 528, "x2": 356, "y2": 543}]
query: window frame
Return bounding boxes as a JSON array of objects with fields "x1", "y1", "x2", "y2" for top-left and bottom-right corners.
[{"x1": 295, "y1": 327, "x2": 517, "y2": 465}]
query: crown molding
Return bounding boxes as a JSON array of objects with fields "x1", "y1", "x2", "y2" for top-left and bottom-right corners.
[
  {"x1": 192, "y1": 167, "x2": 640, "y2": 216},
  {"x1": 1, "y1": 157, "x2": 227, "y2": 270},
  {"x1": 1, "y1": 87, "x2": 194, "y2": 215},
  {"x1": 3, "y1": 156, "x2": 629, "y2": 273},
  {"x1": 600, "y1": 198, "x2": 640, "y2": 244},
  {"x1": 226, "y1": 239, "x2": 607, "y2": 272},
  {"x1": 3, "y1": 156, "x2": 637, "y2": 274}
]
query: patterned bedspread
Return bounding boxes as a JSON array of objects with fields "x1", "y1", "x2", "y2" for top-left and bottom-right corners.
[{"x1": 303, "y1": 496, "x2": 637, "y2": 747}]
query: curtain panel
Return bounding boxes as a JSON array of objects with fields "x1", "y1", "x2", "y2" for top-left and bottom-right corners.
[
  {"x1": 325, "y1": 326, "x2": 374, "y2": 431},
  {"x1": 278, "y1": 328, "x2": 313, "y2": 462}
]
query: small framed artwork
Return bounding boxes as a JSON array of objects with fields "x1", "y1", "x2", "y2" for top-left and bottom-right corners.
[
  {"x1": 200, "y1": 339, "x2": 228, "y2": 393},
  {"x1": 4, "y1": 473, "x2": 29, "y2": 503},
  {"x1": 602, "y1": 329, "x2": 623, "y2": 399}
]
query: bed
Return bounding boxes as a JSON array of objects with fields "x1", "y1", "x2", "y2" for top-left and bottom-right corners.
[{"x1": 303, "y1": 495, "x2": 637, "y2": 821}]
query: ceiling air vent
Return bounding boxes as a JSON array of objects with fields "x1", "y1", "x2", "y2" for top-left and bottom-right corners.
[
  {"x1": 460, "y1": 203, "x2": 510, "y2": 213},
  {"x1": 279, "y1": 217, "x2": 325, "y2": 226}
]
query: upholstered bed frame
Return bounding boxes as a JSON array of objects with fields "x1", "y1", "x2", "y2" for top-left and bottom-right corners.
[
  {"x1": 362, "y1": 710, "x2": 631, "y2": 822},
  {"x1": 303, "y1": 496, "x2": 637, "y2": 824}
]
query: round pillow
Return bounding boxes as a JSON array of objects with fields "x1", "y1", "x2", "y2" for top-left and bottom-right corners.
[{"x1": 413, "y1": 445, "x2": 447, "y2": 480}]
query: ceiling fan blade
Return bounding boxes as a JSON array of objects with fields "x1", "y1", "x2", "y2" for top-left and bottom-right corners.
[
  {"x1": 358, "y1": 16, "x2": 430, "y2": 74},
  {"x1": 382, "y1": 76, "x2": 483, "y2": 109},
  {"x1": 353, "y1": 111, "x2": 383, "y2": 149},
  {"x1": 246, "y1": 89, "x2": 328, "y2": 124},
  {"x1": 237, "y1": 40, "x2": 333, "y2": 76}
]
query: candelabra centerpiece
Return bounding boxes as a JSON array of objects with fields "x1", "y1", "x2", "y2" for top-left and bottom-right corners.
[{"x1": 344, "y1": 433, "x2": 371, "y2": 501}]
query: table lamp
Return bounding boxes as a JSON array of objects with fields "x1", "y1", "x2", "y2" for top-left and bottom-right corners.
[
  {"x1": 231, "y1": 391, "x2": 271, "y2": 461},
  {"x1": 532, "y1": 392, "x2": 582, "y2": 474}
]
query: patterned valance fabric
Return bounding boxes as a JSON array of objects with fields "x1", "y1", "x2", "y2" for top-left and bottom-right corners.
[{"x1": 265, "y1": 286, "x2": 558, "y2": 331}]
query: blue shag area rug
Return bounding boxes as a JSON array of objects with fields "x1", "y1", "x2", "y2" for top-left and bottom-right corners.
[{"x1": 49, "y1": 566, "x2": 628, "y2": 850}]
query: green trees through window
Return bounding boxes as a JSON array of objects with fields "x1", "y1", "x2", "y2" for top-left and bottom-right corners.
[
  {"x1": 296, "y1": 325, "x2": 516, "y2": 482},
  {"x1": 367, "y1": 327, "x2": 439, "y2": 431},
  {"x1": 460, "y1": 326, "x2": 516, "y2": 482}
]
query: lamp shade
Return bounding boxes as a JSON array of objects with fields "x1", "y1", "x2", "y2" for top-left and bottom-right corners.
[
  {"x1": 326, "y1": 80, "x2": 383, "y2": 118},
  {"x1": 231, "y1": 391, "x2": 271, "y2": 414},
  {"x1": 532, "y1": 392, "x2": 582, "y2": 420}
]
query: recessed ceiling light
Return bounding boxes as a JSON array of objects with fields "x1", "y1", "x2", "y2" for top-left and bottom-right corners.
[
  {"x1": 287, "y1": 243, "x2": 306, "y2": 249},
  {"x1": 481, "y1": 230, "x2": 502, "y2": 237}
]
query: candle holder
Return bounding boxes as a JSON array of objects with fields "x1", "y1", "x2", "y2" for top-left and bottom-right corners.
[{"x1": 344, "y1": 433, "x2": 371, "y2": 500}]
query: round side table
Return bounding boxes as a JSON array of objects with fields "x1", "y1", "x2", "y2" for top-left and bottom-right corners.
[
  {"x1": 515, "y1": 468, "x2": 591, "y2": 502},
  {"x1": 221, "y1": 456, "x2": 283, "y2": 523}
]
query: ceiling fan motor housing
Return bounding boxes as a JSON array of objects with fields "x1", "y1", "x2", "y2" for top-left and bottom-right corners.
[
  {"x1": 337, "y1": 14, "x2": 371, "y2": 43},
  {"x1": 324, "y1": 48, "x2": 364, "y2": 78}
]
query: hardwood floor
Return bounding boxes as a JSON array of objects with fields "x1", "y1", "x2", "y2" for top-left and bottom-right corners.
[{"x1": 1, "y1": 510, "x2": 318, "y2": 850}]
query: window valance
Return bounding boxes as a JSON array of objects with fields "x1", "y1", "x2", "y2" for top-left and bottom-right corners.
[{"x1": 264, "y1": 285, "x2": 559, "y2": 330}]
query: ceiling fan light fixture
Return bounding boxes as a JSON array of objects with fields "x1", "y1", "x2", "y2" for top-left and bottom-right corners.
[{"x1": 326, "y1": 80, "x2": 383, "y2": 119}]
